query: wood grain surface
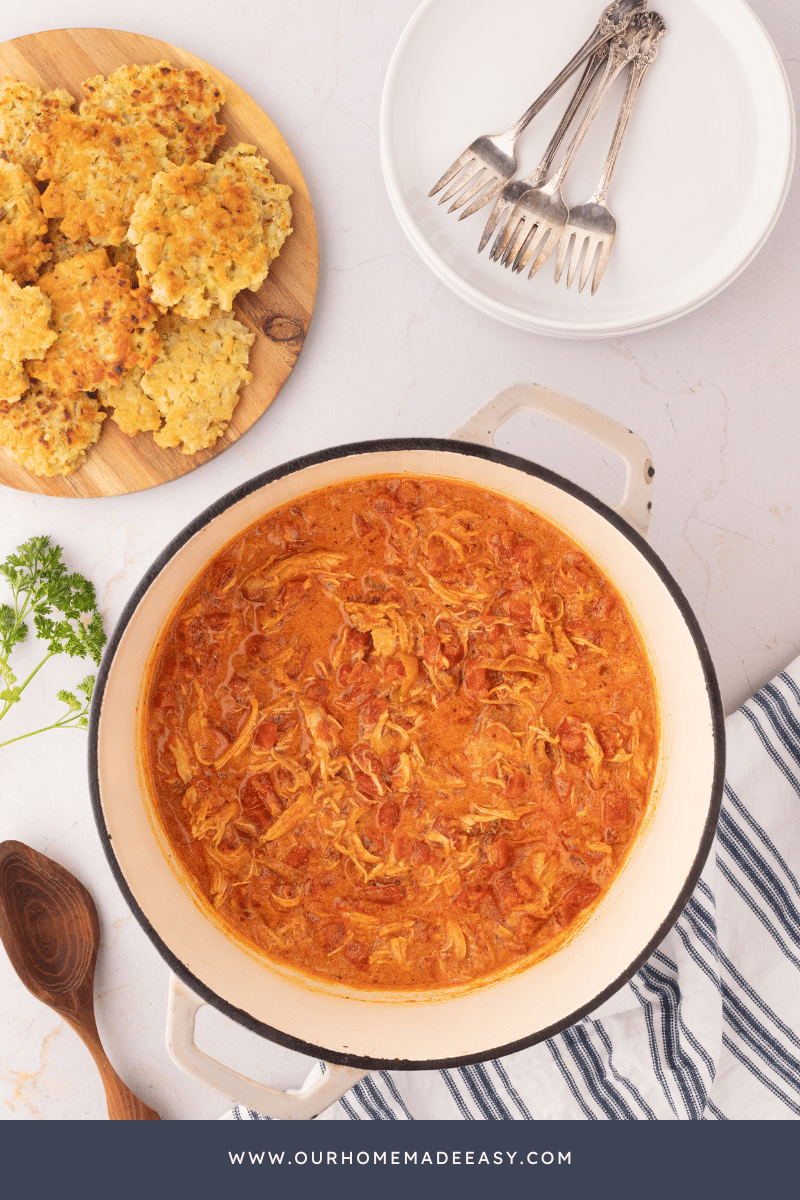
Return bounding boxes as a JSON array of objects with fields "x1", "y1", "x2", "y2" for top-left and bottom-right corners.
[
  {"x1": 0, "y1": 28, "x2": 319, "y2": 499},
  {"x1": 0, "y1": 839, "x2": 161, "y2": 1118}
]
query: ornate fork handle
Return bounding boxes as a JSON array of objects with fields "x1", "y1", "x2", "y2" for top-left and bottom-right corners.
[
  {"x1": 546, "y1": 18, "x2": 649, "y2": 192},
  {"x1": 506, "y1": 0, "x2": 648, "y2": 142},
  {"x1": 592, "y1": 13, "x2": 667, "y2": 205},
  {"x1": 552, "y1": 12, "x2": 667, "y2": 294},
  {"x1": 529, "y1": 48, "x2": 609, "y2": 189}
]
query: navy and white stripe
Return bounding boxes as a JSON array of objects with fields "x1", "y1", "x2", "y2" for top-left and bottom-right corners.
[{"x1": 226, "y1": 662, "x2": 800, "y2": 1122}]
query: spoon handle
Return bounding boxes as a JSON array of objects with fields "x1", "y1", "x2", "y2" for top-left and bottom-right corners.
[{"x1": 64, "y1": 1013, "x2": 161, "y2": 1120}]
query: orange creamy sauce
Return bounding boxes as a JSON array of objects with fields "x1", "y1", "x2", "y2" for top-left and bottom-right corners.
[{"x1": 145, "y1": 477, "x2": 657, "y2": 989}]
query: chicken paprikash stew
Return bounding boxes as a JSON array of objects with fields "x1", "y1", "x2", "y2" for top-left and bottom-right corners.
[{"x1": 144, "y1": 476, "x2": 658, "y2": 989}]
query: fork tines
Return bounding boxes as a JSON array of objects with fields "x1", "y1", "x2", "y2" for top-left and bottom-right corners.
[{"x1": 554, "y1": 228, "x2": 615, "y2": 294}]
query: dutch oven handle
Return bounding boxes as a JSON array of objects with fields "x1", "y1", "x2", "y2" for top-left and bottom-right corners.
[
  {"x1": 166, "y1": 974, "x2": 369, "y2": 1118},
  {"x1": 451, "y1": 382, "x2": 655, "y2": 539}
]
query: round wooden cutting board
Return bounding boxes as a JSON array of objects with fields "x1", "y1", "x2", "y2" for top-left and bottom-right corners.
[{"x1": 0, "y1": 28, "x2": 319, "y2": 498}]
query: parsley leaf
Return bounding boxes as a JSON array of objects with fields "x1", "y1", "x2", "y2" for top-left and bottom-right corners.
[{"x1": 0, "y1": 537, "x2": 106, "y2": 749}]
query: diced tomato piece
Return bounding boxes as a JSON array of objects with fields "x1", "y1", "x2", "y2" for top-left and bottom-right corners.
[
  {"x1": 337, "y1": 680, "x2": 378, "y2": 711},
  {"x1": 320, "y1": 920, "x2": 347, "y2": 953},
  {"x1": 558, "y1": 557, "x2": 590, "y2": 593},
  {"x1": 244, "y1": 634, "x2": 270, "y2": 658},
  {"x1": 396, "y1": 480, "x2": 422, "y2": 508},
  {"x1": 352, "y1": 513, "x2": 373, "y2": 537},
  {"x1": 411, "y1": 840, "x2": 435, "y2": 866},
  {"x1": 240, "y1": 772, "x2": 278, "y2": 811},
  {"x1": 540, "y1": 596, "x2": 563, "y2": 622},
  {"x1": 514, "y1": 539, "x2": 540, "y2": 574},
  {"x1": 282, "y1": 579, "x2": 309, "y2": 603},
  {"x1": 383, "y1": 750, "x2": 401, "y2": 772},
  {"x1": 384, "y1": 656, "x2": 406, "y2": 682},
  {"x1": 360, "y1": 695, "x2": 388, "y2": 730},
  {"x1": 464, "y1": 665, "x2": 488, "y2": 697},
  {"x1": 508, "y1": 595, "x2": 531, "y2": 623},
  {"x1": 442, "y1": 639, "x2": 464, "y2": 667},
  {"x1": 228, "y1": 673, "x2": 250, "y2": 698},
  {"x1": 344, "y1": 940, "x2": 370, "y2": 968},
  {"x1": 285, "y1": 846, "x2": 309, "y2": 868},
  {"x1": 425, "y1": 550, "x2": 448, "y2": 575},
  {"x1": 207, "y1": 559, "x2": 237, "y2": 592},
  {"x1": 254, "y1": 720, "x2": 277, "y2": 750},
  {"x1": 488, "y1": 530, "x2": 516, "y2": 566},
  {"x1": 556, "y1": 880, "x2": 600, "y2": 924},
  {"x1": 373, "y1": 495, "x2": 399, "y2": 517},
  {"x1": 596, "y1": 725, "x2": 623, "y2": 757},
  {"x1": 515, "y1": 913, "x2": 545, "y2": 943},
  {"x1": 348, "y1": 629, "x2": 372, "y2": 656},
  {"x1": 504, "y1": 770, "x2": 526, "y2": 799},
  {"x1": 423, "y1": 634, "x2": 441, "y2": 665},
  {"x1": 603, "y1": 790, "x2": 628, "y2": 827},
  {"x1": 558, "y1": 716, "x2": 586, "y2": 757},
  {"x1": 354, "y1": 769, "x2": 381, "y2": 798},
  {"x1": 361, "y1": 883, "x2": 406, "y2": 905},
  {"x1": 492, "y1": 869, "x2": 523, "y2": 909},
  {"x1": 392, "y1": 832, "x2": 413, "y2": 861},
  {"x1": 489, "y1": 839, "x2": 514, "y2": 870},
  {"x1": 309, "y1": 872, "x2": 337, "y2": 895},
  {"x1": 456, "y1": 884, "x2": 487, "y2": 912},
  {"x1": 204, "y1": 613, "x2": 231, "y2": 631},
  {"x1": 592, "y1": 594, "x2": 617, "y2": 619},
  {"x1": 378, "y1": 800, "x2": 401, "y2": 829}
]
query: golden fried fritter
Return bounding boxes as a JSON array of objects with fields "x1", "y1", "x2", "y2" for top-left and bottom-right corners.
[
  {"x1": 0, "y1": 381, "x2": 104, "y2": 476},
  {"x1": 27, "y1": 249, "x2": 160, "y2": 392},
  {"x1": 44, "y1": 219, "x2": 141, "y2": 275},
  {"x1": 43, "y1": 217, "x2": 96, "y2": 267},
  {"x1": 97, "y1": 366, "x2": 160, "y2": 437},
  {"x1": 0, "y1": 78, "x2": 75, "y2": 175},
  {"x1": 33, "y1": 111, "x2": 170, "y2": 246},
  {"x1": 81, "y1": 60, "x2": 225, "y2": 166},
  {"x1": 0, "y1": 69, "x2": 284, "y2": 478},
  {"x1": 0, "y1": 269, "x2": 56, "y2": 373},
  {"x1": 133, "y1": 308, "x2": 254, "y2": 452},
  {"x1": 0, "y1": 161, "x2": 50, "y2": 283},
  {"x1": 0, "y1": 357, "x2": 27, "y2": 403},
  {"x1": 128, "y1": 143, "x2": 292, "y2": 318}
]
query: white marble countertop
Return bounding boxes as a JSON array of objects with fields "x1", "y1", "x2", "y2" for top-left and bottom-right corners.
[{"x1": 0, "y1": 0, "x2": 798, "y2": 1120}]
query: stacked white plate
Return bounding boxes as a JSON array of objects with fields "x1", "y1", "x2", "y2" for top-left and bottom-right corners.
[{"x1": 380, "y1": 0, "x2": 795, "y2": 338}]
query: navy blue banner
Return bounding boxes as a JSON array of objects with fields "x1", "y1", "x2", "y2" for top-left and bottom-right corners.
[{"x1": 0, "y1": 1120, "x2": 794, "y2": 1199}]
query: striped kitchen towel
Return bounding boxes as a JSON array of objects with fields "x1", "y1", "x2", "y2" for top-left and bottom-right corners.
[{"x1": 225, "y1": 658, "x2": 800, "y2": 1120}]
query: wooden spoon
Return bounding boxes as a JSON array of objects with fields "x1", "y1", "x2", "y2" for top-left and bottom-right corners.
[{"x1": 0, "y1": 839, "x2": 160, "y2": 1119}]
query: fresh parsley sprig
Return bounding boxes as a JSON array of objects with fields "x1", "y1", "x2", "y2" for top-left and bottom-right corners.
[{"x1": 0, "y1": 536, "x2": 106, "y2": 748}]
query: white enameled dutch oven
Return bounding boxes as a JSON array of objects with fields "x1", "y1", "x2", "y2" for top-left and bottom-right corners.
[{"x1": 88, "y1": 384, "x2": 724, "y2": 1117}]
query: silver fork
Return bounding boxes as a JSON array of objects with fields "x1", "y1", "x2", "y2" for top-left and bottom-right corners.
[
  {"x1": 554, "y1": 13, "x2": 667, "y2": 294},
  {"x1": 475, "y1": 47, "x2": 608, "y2": 253},
  {"x1": 497, "y1": 16, "x2": 648, "y2": 279},
  {"x1": 428, "y1": 0, "x2": 648, "y2": 217}
]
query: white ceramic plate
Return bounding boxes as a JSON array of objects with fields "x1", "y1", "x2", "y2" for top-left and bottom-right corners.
[{"x1": 380, "y1": 0, "x2": 795, "y2": 338}]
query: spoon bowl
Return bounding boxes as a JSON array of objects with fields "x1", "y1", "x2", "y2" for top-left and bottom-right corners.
[{"x1": 0, "y1": 839, "x2": 160, "y2": 1120}]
